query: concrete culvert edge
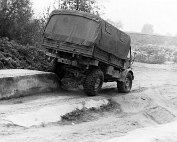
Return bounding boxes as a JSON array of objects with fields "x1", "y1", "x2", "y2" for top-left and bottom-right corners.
[{"x1": 0, "y1": 70, "x2": 60, "y2": 100}]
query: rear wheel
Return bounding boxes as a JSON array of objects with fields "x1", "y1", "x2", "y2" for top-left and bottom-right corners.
[
  {"x1": 117, "y1": 72, "x2": 132, "y2": 93},
  {"x1": 83, "y1": 69, "x2": 104, "y2": 96}
]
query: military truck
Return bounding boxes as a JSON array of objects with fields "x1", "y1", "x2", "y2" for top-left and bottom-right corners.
[{"x1": 42, "y1": 10, "x2": 134, "y2": 96}]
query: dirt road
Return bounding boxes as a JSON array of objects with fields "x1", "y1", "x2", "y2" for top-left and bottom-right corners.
[{"x1": 1, "y1": 62, "x2": 177, "y2": 142}]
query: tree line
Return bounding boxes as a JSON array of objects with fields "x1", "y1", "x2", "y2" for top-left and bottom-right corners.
[{"x1": 0, "y1": 0, "x2": 100, "y2": 46}]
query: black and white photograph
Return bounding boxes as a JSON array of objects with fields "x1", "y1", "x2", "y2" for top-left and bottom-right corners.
[{"x1": 1, "y1": 0, "x2": 177, "y2": 141}]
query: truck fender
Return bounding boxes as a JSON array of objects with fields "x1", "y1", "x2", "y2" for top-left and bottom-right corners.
[{"x1": 119, "y1": 69, "x2": 134, "y2": 82}]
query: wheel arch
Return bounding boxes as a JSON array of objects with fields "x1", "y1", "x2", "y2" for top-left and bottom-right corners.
[{"x1": 118, "y1": 69, "x2": 134, "y2": 82}]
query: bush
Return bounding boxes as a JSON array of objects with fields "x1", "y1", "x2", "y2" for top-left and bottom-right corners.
[
  {"x1": 133, "y1": 44, "x2": 169, "y2": 64},
  {"x1": 173, "y1": 51, "x2": 177, "y2": 63},
  {"x1": 148, "y1": 54, "x2": 166, "y2": 64},
  {"x1": 0, "y1": 37, "x2": 51, "y2": 71},
  {"x1": 0, "y1": 0, "x2": 43, "y2": 45}
]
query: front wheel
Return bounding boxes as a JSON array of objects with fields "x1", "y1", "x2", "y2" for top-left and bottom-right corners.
[
  {"x1": 83, "y1": 70, "x2": 104, "y2": 96},
  {"x1": 117, "y1": 72, "x2": 132, "y2": 93}
]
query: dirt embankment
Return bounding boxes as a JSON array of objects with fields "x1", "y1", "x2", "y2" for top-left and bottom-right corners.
[{"x1": 0, "y1": 38, "x2": 51, "y2": 71}]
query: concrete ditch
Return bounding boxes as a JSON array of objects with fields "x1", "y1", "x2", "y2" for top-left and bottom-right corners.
[
  {"x1": 0, "y1": 69, "x2": 115, "y2": 128},
  {"x1": 0, "y1": 69, "x2": 60, "y2": 99}
]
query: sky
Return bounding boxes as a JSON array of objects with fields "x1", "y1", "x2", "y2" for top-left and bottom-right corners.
[{"x1": 31, "y1": 0, "x2": 177, "y2": 36}]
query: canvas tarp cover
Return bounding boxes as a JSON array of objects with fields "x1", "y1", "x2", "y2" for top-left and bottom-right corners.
[
  {"x1": 100, "y1": 21, "x2": 131, "y2": 59},
  {"x1": 44, "y1": 14, "x2": 100, "y2": 46},
  {"x1": 44, "y1": 10, "x2": 131, "y2": 60}
]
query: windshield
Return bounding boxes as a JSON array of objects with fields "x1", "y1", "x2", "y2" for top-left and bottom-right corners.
[{"x1": 45, "y1": 14, "x2": 99, "y2": 44}]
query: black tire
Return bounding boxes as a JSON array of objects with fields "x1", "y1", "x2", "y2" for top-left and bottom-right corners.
[
  {"x1": 117, "y1": 72, "x2": 132, "y2": 93},
  {"x1": 83, "y1": 70, "x2": 104, "y2": 96}
]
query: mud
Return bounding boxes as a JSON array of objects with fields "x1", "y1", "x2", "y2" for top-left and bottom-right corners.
[{"x1": 0, "y1": 62, "x2": 177, "y2": 142}]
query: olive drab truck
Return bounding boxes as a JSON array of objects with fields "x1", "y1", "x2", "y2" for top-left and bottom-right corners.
[{"x1": 42, "y1": 10, "x2": 134, "y2": 96}]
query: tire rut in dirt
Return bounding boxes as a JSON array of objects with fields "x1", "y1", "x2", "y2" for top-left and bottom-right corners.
[
  {"x1": 60, "y1": 99, "x2": 120, "y2": 125},
  {"x1": 144, "y1": 106, "x2": 176, "y2": 124}
]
